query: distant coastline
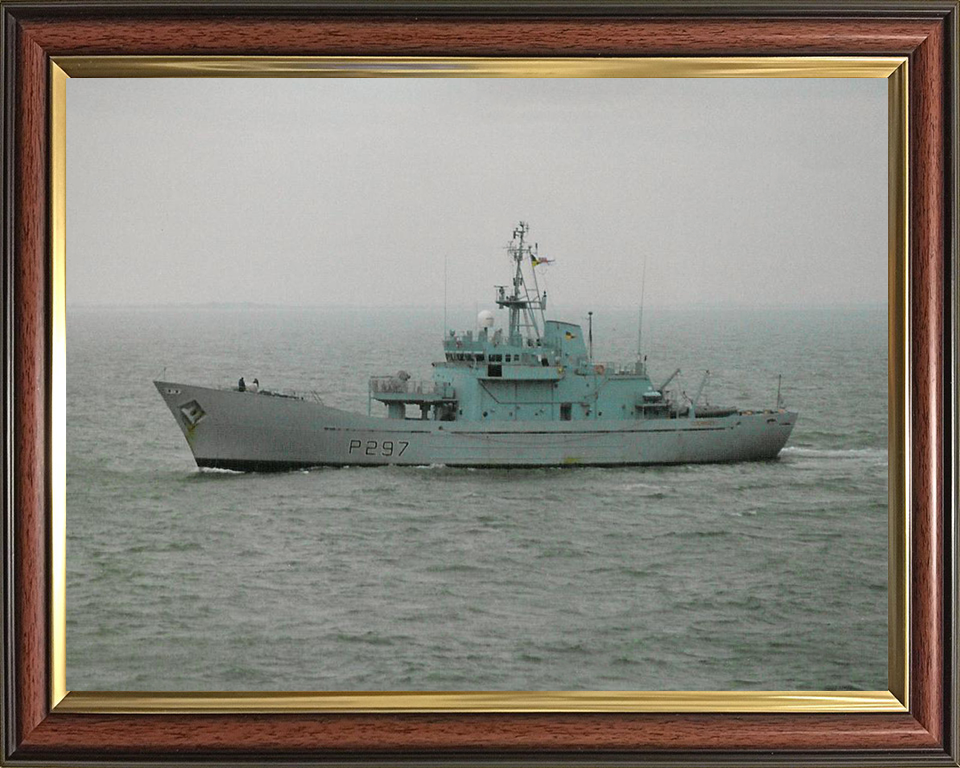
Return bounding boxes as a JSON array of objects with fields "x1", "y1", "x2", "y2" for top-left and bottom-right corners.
[{"x1": 66, "y1": 301, "x2": 889, "y2": 312}]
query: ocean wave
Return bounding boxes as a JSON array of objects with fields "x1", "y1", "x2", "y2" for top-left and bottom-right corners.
[
  {"x1": 425, "y1": 563, "x2": 486, "y2": 574},
  {"x1": 620, "y1": 482, "x2": 667, "y2": 492},
  {"x1": 781, "y1": 447, "x2": 887, "y2": 460}
]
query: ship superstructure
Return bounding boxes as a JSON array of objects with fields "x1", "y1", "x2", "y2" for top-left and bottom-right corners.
[
  {"x1": 155, "y1": 223, "x2": 796, "y2": 470},
  {"x1": 369, "y1": 222, "x2": 728, "y2": 426}
]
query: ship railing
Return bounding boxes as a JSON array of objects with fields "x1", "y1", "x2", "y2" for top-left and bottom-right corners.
[
  {"x1": 216, "y1": 378, "x2": 326, "y2": 403},
  {"x1": 247, "y1": 387, "x2": 324, "y2": 403},
  {"x1": 593, "y1": 361, "x2": 639, "y2": 376},
  {"x1": 369, "y1": 377, "x2": 451, "y2": 397}
]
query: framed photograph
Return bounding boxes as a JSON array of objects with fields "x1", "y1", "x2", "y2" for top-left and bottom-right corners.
[{"x1": 2, "y1": 2, "x2": 957, "y2": 766}]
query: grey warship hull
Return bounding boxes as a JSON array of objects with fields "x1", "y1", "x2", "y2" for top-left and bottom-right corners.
[{"x1": 155, "y1": 381, "x2": 797, "y2": 471}]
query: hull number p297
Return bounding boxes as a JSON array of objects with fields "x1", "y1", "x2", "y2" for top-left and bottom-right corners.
[{"x1": 348, "y1": 439, "x2": 410, "y2": 457}]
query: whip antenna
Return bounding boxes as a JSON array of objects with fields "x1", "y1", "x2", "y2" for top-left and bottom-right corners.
[{"x1": 637, "y1": 254, "x2": 648, "y2": 360}]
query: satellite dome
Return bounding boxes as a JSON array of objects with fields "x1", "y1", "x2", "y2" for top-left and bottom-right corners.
[{"x1": 477, "y1": 310, "x2": 495, "y2": 328}]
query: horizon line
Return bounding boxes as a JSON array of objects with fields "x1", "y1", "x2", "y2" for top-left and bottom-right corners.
[{"x1": 66, "y1": 300, "x2": 888, "y2": 311}]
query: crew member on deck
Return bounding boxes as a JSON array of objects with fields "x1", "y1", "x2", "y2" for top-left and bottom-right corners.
[{"x1": 238, "y1": 377, "x2": 245, "y2": 392}]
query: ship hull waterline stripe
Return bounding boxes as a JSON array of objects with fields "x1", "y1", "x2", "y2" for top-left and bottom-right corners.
[{"x1": 195, "y1": 457, "x2": 785, "y2": 473}]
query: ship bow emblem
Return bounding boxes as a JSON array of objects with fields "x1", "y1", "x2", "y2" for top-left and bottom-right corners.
[{"x1": 179, "y1": 400, "x2": 206, "y2": 427}]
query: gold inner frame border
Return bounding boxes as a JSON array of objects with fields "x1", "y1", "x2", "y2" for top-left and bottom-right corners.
[{"x1": 48, "y1": 55, "x2": 910, "y2": 715}]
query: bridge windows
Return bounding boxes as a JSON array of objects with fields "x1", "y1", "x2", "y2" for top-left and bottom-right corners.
[{"x1": 445, "y1": 352, "x2": 487, "y2": 363}]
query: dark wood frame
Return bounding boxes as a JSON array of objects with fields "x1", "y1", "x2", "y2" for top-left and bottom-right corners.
[{"x1": 2, "y1": 2, "x2": 957, "y2": 765}]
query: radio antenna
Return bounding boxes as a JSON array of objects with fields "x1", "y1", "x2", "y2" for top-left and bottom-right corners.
[{"x1": 637, "y1": 254, "x2": 648, "y2": 360}]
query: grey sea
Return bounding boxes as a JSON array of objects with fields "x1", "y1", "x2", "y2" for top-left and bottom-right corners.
[{"x1": 66, "y1": 305, "x2": 887, "y2": 691}]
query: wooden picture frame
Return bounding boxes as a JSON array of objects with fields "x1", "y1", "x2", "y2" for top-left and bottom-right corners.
[{"x1": 2, "y1": 1, "x2": 957, "y2": 765}]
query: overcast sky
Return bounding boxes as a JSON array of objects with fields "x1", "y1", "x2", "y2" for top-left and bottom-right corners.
[{"x1": 66, "y1": 77, "x2": 886, "y2": 310}]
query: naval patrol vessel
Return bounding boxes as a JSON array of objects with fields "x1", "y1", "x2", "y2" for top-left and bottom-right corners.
[{"x1": 155, "y1": 222, "x2": 796, "y2": 470}]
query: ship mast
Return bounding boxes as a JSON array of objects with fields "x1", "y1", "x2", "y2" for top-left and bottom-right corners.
[
  {"x1": 636, "y1": 253, "x2": 648, "y2": 375},
  {"x1": 496, "y1": 222, "x2": 547, "y2": 346}
]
